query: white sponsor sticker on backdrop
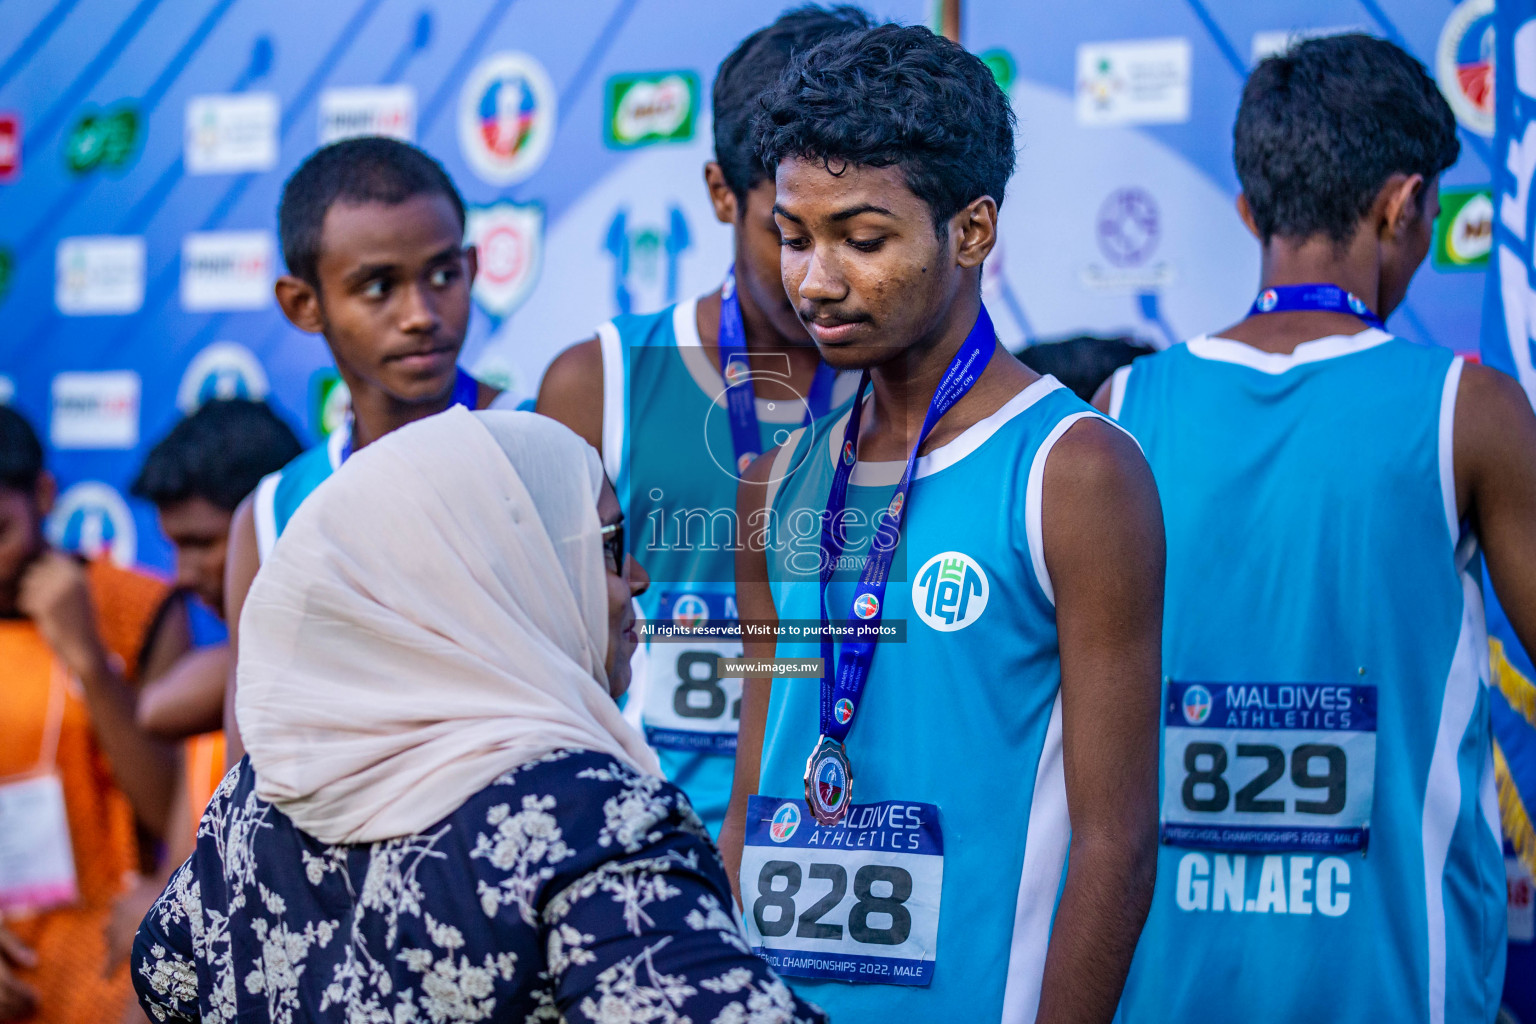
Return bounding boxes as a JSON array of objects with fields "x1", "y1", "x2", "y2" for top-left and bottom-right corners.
[
  {"x1": 1250, "y1": 26, "x2": 1364, "y2": 63},
  {"x1": 186, "y1": 93, "x2": 279, "y2": 173},
  {"x1": 50, "y1": 371, "x2": 140, "y2": 449},
  {"x1": 1511, "y1": 855, "x2": 1535, "y2": 944},
  {"x1": 319, "y1": 85, "x2": 416, "y2": 143},
  {"x1": 180, "y1": 231, "x2": 274, "y2": 311},
  {"x1": 1076, "y1": 38, "x2": 1192, "y2": 126},
  {"x1": 56, "y1": 236, "x2": 144, "y2": 315}
]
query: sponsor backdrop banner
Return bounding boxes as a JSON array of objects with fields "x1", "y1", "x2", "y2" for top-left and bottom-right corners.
[
  {"x1": 0, "y1": 0, "x2": 1493, "y2": 578},
  {"x1": 1486, "y1": 0, "x2": 1536, "y2": 1018}
]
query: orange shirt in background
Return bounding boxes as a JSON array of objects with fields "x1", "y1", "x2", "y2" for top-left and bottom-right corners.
[
  {"x1": 0, "y1": 559, "x2": 170, "y2": 1024},
  {"x1": 185, "y1": 730, "x2": 226, "y2": 833}
]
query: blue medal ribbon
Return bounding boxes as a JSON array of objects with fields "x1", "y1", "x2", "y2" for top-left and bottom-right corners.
[
  {"x1": 1247, "y1": 283, "x2": 1385, "y2": 330},
  {"x1": 815, "y1": 305, "x2": 997, "y2": 744},
  {"x1": 340, "y1": 367, "x2": 480, "y2": 463},
  {"x1": 718, "y1": 266, "x2": 837, "y2": 470}
]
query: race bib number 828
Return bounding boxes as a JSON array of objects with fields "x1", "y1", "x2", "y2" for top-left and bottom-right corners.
[{"x1": 741, "y1": 795, "x2": 943, "y2": 986}]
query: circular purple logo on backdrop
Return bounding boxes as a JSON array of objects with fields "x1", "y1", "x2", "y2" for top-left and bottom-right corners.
[{"x1": 1095, "y1": 187, "x2": 1160, "y2": 268}]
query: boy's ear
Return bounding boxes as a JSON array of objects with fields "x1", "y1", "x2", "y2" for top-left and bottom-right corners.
[
  {"x1": 1380, "y1": 173, "x2": 1427, "y2": 240},
  {"x1": 953, "y1": 195, "x2": 999, "y2": 269},
  {"x1": 1236, "y1": 194, "x2": 1262, "y2": 240},
  {"x1": 274, "y1": 274, "x2": 325, "y2": 334},
  {"x1": 704, "y1": 162, "x2": 739, "y2": 225}
]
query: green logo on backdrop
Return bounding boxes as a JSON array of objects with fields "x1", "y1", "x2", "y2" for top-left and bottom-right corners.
[
  {"x1": 0, "y1": 247, "x2": 13, "y2": 305},
  {"x1": 65, "y1": 105, "x2": 140, "y2": 174},
  {"x1": 309, "y1": 370, "x2": 351, "y2": 440},
  {"x1": 1433, "y1": 186, "x2": 1493, "y2": 271},
  {"x1": 980, "y1": 49, "x2": 1016, "y2": 95},
  {"x1": 604, "y1": 72, "x2": 698, "y2": 148}
]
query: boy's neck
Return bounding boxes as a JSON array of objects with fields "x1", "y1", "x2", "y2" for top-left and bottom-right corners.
[
  {"x1": 697, "y1": 279, "x2": 823, "y2": 403},
  {"x1": 1220, "y1": 231, "x2": 1386, "y2": 354},
  {"x1": 345, "y1": 380, "x2": 460, "y2": 453},
  {"x1": 860, "y1": 290, "x2": 1035, "y2": 461}
]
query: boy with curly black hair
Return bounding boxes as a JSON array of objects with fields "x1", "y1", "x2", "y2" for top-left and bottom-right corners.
[{"x1": 722, "y1": 24, "x2": 1164, "y2": 1023}]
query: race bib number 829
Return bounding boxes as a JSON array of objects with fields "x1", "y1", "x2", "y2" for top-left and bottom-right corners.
[{"x1": 1161, "y1": 681, "x2": 1377, "y2": 853}]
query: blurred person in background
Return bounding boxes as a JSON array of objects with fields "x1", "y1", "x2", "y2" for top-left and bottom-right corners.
[
  {"x1": 133, "y1": 409, "x2": 826, "y2": 1024},
  {"x1": 1017, "y1": 334, "x2": 1155, "y2": 403},
  {"x1": 130, "y1": 399, "x2": 303, "y2": 782},
  {"x1": 220, "y1": 137, "x2": 520, "y2": 764},
  {"x1": 538, "y1": 4, "x2": 870, "y2": 836},
  {"x1": 100, "y1": 400, "x2": 303, "y2": 990},
  {"x1": 0, "y1": 406, "x2": 188, "y2": 1022}
]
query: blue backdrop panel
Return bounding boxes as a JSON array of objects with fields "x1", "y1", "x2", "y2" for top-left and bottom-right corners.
[{"x1": 0, "y1": 0, "x2": 1490, "y2": 577}]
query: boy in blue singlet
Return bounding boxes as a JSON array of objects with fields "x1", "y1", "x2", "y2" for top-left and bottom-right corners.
[
  {"x1": 720, "y1": 25, "x2": 1165, "y2": 1022},
  {"x1": 222, "y1": 138, "x2": 515, "y2": 760},
  {"x1": 537, "y1": 6, "x2": 871, "y2": 835},
  {"x1": 1101, "y1": 35, "x2": 1536, "y2": 1024}
]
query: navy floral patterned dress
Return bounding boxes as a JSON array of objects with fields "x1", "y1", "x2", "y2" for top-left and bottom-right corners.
[{"x1": 132, "y1": 749, "x2": 825, "y2": 1024}]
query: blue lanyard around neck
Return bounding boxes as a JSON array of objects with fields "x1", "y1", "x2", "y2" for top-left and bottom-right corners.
[
  {"x1": 717, "y1": 266, "x2": 837, "y2": 470},
  {"x1": 339, "y1": 367, "x2": 480, "y2": 463},
  {"x1": 1248, "y1": 283, "x2": 1385, "y2": 330},
  {"x1": 815, "y1": 305, "x2": 997, "y2": 743}
]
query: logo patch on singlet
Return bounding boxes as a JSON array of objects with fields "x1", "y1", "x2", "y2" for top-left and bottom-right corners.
[{"x1": 911, "y1": 551, "x2": 989, "y2": 631}]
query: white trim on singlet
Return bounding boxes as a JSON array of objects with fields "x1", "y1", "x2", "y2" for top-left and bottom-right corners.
[
  {"x1": 1024, "y1": 411, "x2": 1093, "y2": 606},
  {"x1": 1000, "y1": 691, "x2": 1069, "y2": 1023},
  {"x1": 252, "y1": 472, "x2": 279, "y2": 564},
  {"x1": 1421, "y1": 356, "x2": 1494, "y2": 1024},
  {"x1": 1107, "y1": 363, "x2": 1132, "y2": 420},
  {"x1": 1185, "y1": 327, "x2": 1392, "y2": 373},
  {"x1": 1437, "y1": 357, "x2": 1465, "y2": 545},
  {"x1": 762, "y1": 426, "x2": 806, "y2": 517},
  {"x1": 486, "y1": 390, "x2": 522, "y2": 411},
  {"x1": 826, "y1": 376, "x2": 1067, "y2": 486},
  {"x1": 1421, "y1": 572, "x2": 1489, "y2": 1024},
  {"x1": 597, "y1": 320, "x2": 626, "y2": 484}
]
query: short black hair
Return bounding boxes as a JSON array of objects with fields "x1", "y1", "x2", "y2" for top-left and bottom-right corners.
[
  {"x1": 1018, "y1": 334, "x2": 1155, "y2": 403},
  {"x1": 712, "y1": 5, "x2": 876, "y2": 200},
  {"x1": 278, "y1": 137, "x2": 466, "y2": 286},
  {"x1": 131, "y1": 400, "x2": 303, "y2": 512},
  {"x1": 1235, "y1": 34, "x2": 1460, "y2": 245},
  {"x1": 753, "y1": 23, "x2": 1016, "y2": 227},
  {"x1": 0, "y1": 406, "x2": 43, "y2": 493}
]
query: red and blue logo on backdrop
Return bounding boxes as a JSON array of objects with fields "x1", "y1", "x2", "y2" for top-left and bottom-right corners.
[{"x1": 458, "y1": 53, "x2": 556, "y2": 185}]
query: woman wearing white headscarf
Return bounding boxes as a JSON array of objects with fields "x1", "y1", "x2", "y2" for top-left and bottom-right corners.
[{"x1": 130, "y1": 409, "x2": 825, "y2": 1024}]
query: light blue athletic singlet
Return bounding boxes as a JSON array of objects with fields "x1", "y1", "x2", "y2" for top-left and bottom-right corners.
[
  {"x1": 752, "y1": 374, "x2": 1106, "y2": 1020},
  {"x1": 1111, "y1": 329, "x2": 1505, "y2": 1024},
  {"x1": 597, "y1": 298, "x2": 854, "y2": 835}
]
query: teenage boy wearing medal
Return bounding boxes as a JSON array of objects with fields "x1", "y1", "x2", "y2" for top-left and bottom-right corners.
[
  {"x1": 720, "y1": 25, "x2": 1165, "y2": 1023},
  {"x1": 220, "y1": 138, "x2": 516, "y2": 763},
  {"x1": 0, "y1": 406, "x2": 190, "y2": 1022},
  {"x1": 1099, "y1": 35, "x2": 1536, "y2": 1024},
  {"x1": 537, "y1": 6, "x2": 869, "y2": 836}
]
